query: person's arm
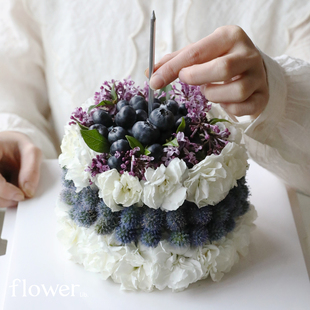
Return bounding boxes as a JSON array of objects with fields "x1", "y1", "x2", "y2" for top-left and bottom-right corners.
[{"x1": 0, "y1": 0, "x2": 57, "y2": 206}]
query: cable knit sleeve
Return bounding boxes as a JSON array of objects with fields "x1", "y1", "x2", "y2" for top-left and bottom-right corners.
[
  {"x1": 244, "y1": 52, "x2": 310, "y2": 195},
  {"x1": 0, "y1": 0, "x2": 57, "y2": 159}
]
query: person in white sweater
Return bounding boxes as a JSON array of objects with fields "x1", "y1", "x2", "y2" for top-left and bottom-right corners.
[{"x1": 0, "y1": 0, "x2": 309, "y2": 207}]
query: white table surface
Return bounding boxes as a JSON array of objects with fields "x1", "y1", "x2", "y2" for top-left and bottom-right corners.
[{"x1": 1, "y1": 159, "x2": 310, "y2": 310}]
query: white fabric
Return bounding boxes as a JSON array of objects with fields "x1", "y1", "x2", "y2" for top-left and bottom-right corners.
[{"x1": 0, "y1": 0, "x2": 310, "y2": 194}]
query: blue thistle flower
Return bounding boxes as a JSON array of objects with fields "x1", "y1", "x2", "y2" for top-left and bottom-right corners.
[
  {"x1": 95, "y1": 217, "x2": 118, "y2": 235},
  {"x1": 169, "y1": 230, "x2": 190, "y2": 247},
  {"x1": 225, "y1": 218, "x2": 236, "y2": 233},
  {"x1": 142, "y1": 208, "x2": 164, "y2": 231},
  {"x1": 115, "y1": 225, "x2": 138, "y2": 244},
  {"x1": 61, "y1": 168, "x2": 75, "y2": 189},
  {"x1": 187, "y1": 202, "x2": 212, "y2": 225},
  {"x1": 239, "y1": 182, "x2": 250, "y2": 202},
  {"x1": 60, "y1": 187, "x2": 77, "y2": 205},
  {"x1": 238, "y1": 200, "x2": 250, "y2": 217},
  {"x1": 73, "y1": 203, "x2": 98, "y2": 228},
  {"x1": 79, "y1": 186, "x2": 99, "y2": 207},
  {"x1": 140, "y1": 229, "x2": 161, "y2": 247},
  {"x1": 221, "y1": 193, "x2": 237, "y2": 212},
  {"x1": 120, "y1": 205, "x2": 142, "y2": 230},
  {"x1": 165, "y1": 209, "x2": 187, "y2": 231},
  {"x1": 208, "y1": 221, "x2": 227, "y2": 242},
  {"x1": 211, "y1": 202, "x2": 230, "y2": 223},
  {"x1": 68, "y1": 207, "x2": 76, "y2": 220},
  {"x1": 190, "y1": 225, "x2": 209, "y2": 247}
]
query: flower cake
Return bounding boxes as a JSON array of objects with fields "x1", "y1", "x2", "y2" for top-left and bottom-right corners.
[{"x1": 57, "y1": 78, "x2": 257, "y2": 292}]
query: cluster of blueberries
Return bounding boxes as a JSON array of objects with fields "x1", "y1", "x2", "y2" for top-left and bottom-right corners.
[
  {"x1": 89, "y1": 95, "x2": 188, "y2": 170},
  {"x1": 61, "y1": 170, "x2": 250, "y2": 248}
]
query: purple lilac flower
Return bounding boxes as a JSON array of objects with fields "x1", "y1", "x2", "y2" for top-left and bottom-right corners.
[
  {"x1": 86, "y1": 154, "x2": 110, "y2": 177},
  {"x1": 170, "y1": 81, "x2": 211, "y2": 122},
  {"x1": 161, "y1": 146, "x2": 180, "y2": 166},
  {"x1": 70, "y1": 107, "x2": 93, "y2": 127},
  {"x1": 118, "y1": 147, "x2": 154, "y2": 179}
]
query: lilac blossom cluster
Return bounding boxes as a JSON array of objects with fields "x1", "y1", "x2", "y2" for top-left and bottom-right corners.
[
  {"x1": 69, "y1": 107, "x2": 93, "y2": 127},
  {"x1": 86, "y1": 154, "x2": 110, "y2": 178},
  {"x1": 170, "y1": 81, "x2": 211, "y2": 122},
  {"x1": 117, "y1": 147, "x2": 155, "y2": 180},
  {"x1": 162, "y1": 132, "x2": 202, "y2": 167}
]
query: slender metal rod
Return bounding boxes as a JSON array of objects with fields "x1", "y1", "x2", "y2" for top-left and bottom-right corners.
[{"x1": 148, "y1": 10, "x2": 156, "y2": 116}]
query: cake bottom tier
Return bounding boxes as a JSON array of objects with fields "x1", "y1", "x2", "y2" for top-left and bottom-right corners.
[{"x1": 56, "y1": 200, "x2": 257, "y2": 292}]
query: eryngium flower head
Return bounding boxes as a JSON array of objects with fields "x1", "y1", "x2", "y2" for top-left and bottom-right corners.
[
  {"x1": 169, "y1": 230, "x2": 190, "y2": 247},
  {"x1": 190, "y1": 225, "x2": 209, "y2": 247},
  {"x1": 142, "y1": 207, "x2": 164, "y2": 231},
  {"x1": 140, "y1": 229, "x2": 161, "y2": 247}
]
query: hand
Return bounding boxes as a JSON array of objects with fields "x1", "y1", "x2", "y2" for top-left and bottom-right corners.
[
  {"x1": 147, "y1": 25, "x2": 269, "y2": 118},
  {"x1": 0, "y1": 132, "x2": 42, "y2": 207}
]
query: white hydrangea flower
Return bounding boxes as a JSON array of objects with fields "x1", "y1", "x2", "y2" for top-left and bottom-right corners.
[
  {"x1": 142, "y1": 158, "x2": 188, "y2": 211},
  {"x1": 184, "y1": 142, "x2": 248, "y2": 207},
  {"x1": 221, "y1": 142, "x2": 249, "y2": 181},
  {"x1": 95, "y1": 169, "x2": 142, "y2": 211},
  {"x1": 59, "y1": 123, "x2": 96, "y2": 191}
]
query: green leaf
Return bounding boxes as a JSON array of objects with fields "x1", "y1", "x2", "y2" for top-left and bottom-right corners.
[
  {"x1": 176, "y1": 117, "x2": 186, "y2": 133},
  {"x1": 87, "y1": 100, "x2": 114, "y2": 113},
  {"x1": 125, "y1": 135, "x2": 145, "y2": 154},
  {"x1": 144, "y1": 149, "x2": 151, "y2": 156},
  {"x1": 163, "y1": 137, "x2": 179, "y2": 147},
  {"x1": 209, "y1": 118, "x2": 231, "y2": 125},
  {"x1": 76, "y1": 121, "x2": 89, "y2": 131},
  {"x1": 159, "y1": 84, "x2": 173, "y2": 100},
  {"x1": 80, "y1": 129, "x2": 110, "y2": 153},
  {"x1": 111, "y1": 83, "x2": 117, "y2": 101}
]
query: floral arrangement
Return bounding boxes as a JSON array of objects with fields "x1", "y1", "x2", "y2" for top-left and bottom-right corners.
[{"x1": 57, "y1": 78, "x2": 256, "y2": 291}]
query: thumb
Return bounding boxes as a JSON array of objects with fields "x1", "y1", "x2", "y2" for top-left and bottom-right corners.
[{"x1": 18, "y1": 143, "x2": 42, "y2": 198}]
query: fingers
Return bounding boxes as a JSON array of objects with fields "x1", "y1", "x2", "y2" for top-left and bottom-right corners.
[
  {"x1": 145, "y1": 49, "x2": 183, "y2": 78},
  {"x1": 0, "y1": 196, "x2": 18, "y2": 208},
  {"x1": 149, "y1": 26, "x2": 240, "y2": 89},
  {"x1": 0, "y1": 174, "x2": 24, "y2": 206},
  {"x1": 178, "y1": 51, "x2": 256, "y2": 85},
  {"x1": 215, "y1": 92, "x2": 268, "y2": 117},
  {"x1": 201, "y1": 74, "x2": 259, "y2": 103},
  {"x1": 18, "y1": 143, "x2": 42, "y2": 198}
]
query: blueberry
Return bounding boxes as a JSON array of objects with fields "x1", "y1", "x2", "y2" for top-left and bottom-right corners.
[
  {"x1": 175, "y1": 116, "x2": 191, "y2": 136},
  {"x1": 116, "y1": 99, "x2": 129, "y2": 111},
  {"x1": 132, "y1": 121, "x2": 160, "y2": 145},
  {"x1": 136, "y1": 109, "x2": 148, "y2": 121},
  {"x1": 152, "y1": 101, "x2": 161, "y2": 110},
  {"x1": 115, "y1": 106, "x2": 137, "y2": 129},
  {"x1": 178, "y1": 103, "x2": 187, "y2": 116},
  {"x1": 147, "y1": 144, "x2": 163, "y2": 161},
  {"x1": 129, "y1": 95, "x2": 148, "y2": 111},
  {"x1": 92, "y1": 109, "x2": 113, "y2": 127},
  {"x1": 158, "y1": 130, "x2": 173, "y2": 144},
  {"x1": 166, "y1": 99, "x2": 179, "y2": 115},
  {"x1": 108, "y1": 126, "x2": 128, "y2": 144},
  {"x1": 89, "y1": 124, "x2": 108, "y2": 138},
  {"x1": 110, "y1": 139, "x2": 130, "y2": 155},
  {"x1": 149, "y1": 107, "x2": 175, "y2": 131},
  {"x1": 107, "y1": 156, "x2": 123, "y2": 171},
  {"x1": 127, "y1": 127, "x2": 133, "y2": 136}
]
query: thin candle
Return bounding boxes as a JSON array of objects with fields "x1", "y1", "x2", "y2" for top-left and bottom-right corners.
[{"x1": 148, "y1": 10, "x2": 156, "y2": 116}]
